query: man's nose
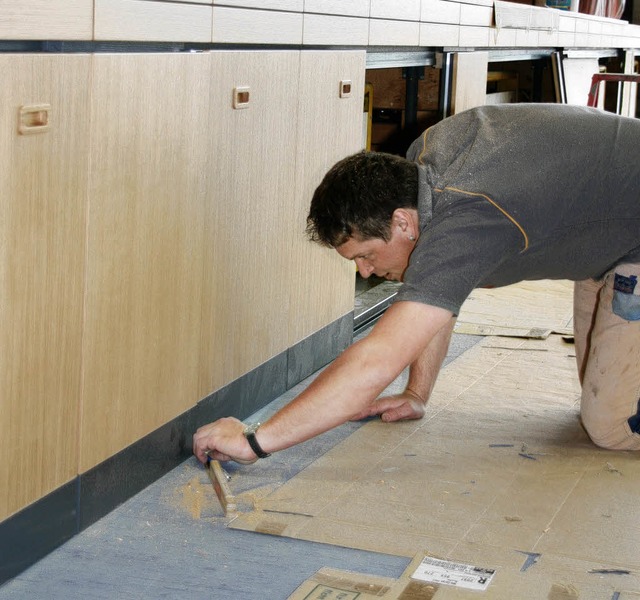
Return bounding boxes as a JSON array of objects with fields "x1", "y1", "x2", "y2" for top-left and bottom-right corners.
[{"x1": 356, "y1": 259, "x2": 374, "y2": 278}]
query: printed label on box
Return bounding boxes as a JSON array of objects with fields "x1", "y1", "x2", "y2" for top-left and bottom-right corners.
[{"x1": 410, "y1": 556, "x2": 496, "y2": 591}]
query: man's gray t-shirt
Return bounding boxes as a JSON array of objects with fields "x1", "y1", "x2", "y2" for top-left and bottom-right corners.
[{"x1": 395, "y1": 103, "x2": 640, "y2": 314}]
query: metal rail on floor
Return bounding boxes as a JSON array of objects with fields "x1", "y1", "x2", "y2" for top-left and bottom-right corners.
[{"x1": 353, "y1": 281, "x2": 401, "y2": 333}]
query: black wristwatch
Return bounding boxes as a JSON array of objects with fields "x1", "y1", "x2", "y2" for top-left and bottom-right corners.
[{"x1": 243, "y1": 423, "x2": 271, "y2": 458}]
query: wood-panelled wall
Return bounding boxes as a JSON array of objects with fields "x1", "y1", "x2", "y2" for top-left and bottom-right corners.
[{"x1": 0, "y1": 50, "x2": 365, "y2": 521}]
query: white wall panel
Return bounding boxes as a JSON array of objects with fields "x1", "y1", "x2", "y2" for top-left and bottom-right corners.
[
  {"x1": 214, "y1": 0, "x2": 302, "y2": 9},
  {"x1": 460, "y1": 3, "x2": 492, "y2": 26},
  {"x1": 420, "y1": 22, "x2": 459, "y2": 45},
  {"x1": 303, "y1": 14, "x2": 369, "y2": 44},
  {"x1": 94, "y1": 0, "x2": 212, "y2": 41},
  {"x1": 213, "y1": 6, "x2": 302, "y2": 43},
  {"x1": 0, "y1": 0, "x2": 92, "y2": 40},
  {"x1": 303, "y1": 0, "x2": 369, "y2": 17},
  {"x1": 370, "y1": 0, "x2": 420, "y2": 20},
  {"x1": 421, "y1": 0, "x2": 460, "y2": 25},
  {"x1": 458, "y1": 25, "x2": 490, "y2": 46},
  {"x1": 369, "y1": 18, "x2": 420, "y2": 45}
]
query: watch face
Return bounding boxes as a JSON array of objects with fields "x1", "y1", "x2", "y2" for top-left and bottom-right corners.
[
  {"x1": 243, "y1": 422, "x2": 269, "y2": 458},
  {"x1": 244, "y1": 423, "x2": 260, "y2": 435}
]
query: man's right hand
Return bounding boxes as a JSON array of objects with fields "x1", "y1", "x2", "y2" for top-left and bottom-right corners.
[{"x1": 192, "y1": 417, "x2": 259, "y2": 465}]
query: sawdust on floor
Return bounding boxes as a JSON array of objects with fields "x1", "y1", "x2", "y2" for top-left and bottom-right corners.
[
  {"x1": 177, "y1": 475, "x2": 214, "y2": 520},
  {"x1": 170, "y1": 468, "x2": 279, "y2": 521}
]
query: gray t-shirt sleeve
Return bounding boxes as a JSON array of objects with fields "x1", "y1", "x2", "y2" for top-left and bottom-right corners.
[{"x1": 394, "y1": 195, "x2": 525, "y2": 314}]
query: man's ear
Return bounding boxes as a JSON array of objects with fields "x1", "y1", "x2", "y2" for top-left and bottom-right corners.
[
  {"x1": 391, "y1": 208, "x2": 411, "y2": 233},
  {"x1": 391, "y1": 208, "x2": 418, "y2": 243}
]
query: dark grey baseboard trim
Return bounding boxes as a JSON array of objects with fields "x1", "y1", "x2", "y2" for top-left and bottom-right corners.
[
  {"x1": 0, "y1": 480, "x2": 78, "y2": 585},
  {"x1": 0, "y1": 313, "x2": 353, "y2": 587}
]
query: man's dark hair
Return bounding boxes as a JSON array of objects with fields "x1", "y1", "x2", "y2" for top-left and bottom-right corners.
[{"x1": 306, "y1": 151, "x2": 419, "y2": 248}]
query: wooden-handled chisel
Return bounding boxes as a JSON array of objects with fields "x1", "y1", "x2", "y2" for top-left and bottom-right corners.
[{"x1": 206, "y1": 459, "x2": 237, "y2": 516}]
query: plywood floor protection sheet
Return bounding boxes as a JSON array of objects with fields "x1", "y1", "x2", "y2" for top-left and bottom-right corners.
[
  {"x1": 230, "y1": 282, "x2": 640, "y2": 599},
  {"x1": 455, "y1": 279, "x2": 574, "y2": 337}
]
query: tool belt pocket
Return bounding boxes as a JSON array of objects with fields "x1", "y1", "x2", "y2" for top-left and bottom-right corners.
[{"x1": 612, "y1": 272, "x2": 640, "y2": 321}]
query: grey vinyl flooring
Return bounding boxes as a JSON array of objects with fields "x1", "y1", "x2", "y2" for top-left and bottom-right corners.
[{"x1": 0, "y1": 284, "x2": 480, "y2": 600}]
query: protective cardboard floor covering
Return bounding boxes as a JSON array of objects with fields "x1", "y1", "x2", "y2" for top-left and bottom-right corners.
[
  {"x1": 232, "y1": 282, "x2": 639, "y2": 599},
  {"x1": 455, "y1": 279, "x2": 574, "y2": 336}
]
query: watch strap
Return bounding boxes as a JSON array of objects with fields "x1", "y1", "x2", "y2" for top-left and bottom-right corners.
[{"x1": 243, "y1": 423, "x2": 271, "y2": 458}]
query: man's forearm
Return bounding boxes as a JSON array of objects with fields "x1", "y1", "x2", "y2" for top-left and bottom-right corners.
[
  {"x1": 405, "y1": 316, "x2": 456, "y2": 403},
  {"x1": 193, "y1": 302, "x2": 454, "y2": 464},
  {"x1": 251, "y1": 304, "x2": 454, "y2": 455}
]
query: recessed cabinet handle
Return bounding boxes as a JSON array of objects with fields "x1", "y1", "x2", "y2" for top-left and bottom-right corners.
[
  {"x1": 233, "y1": 87, "x2": 250, "y2": 109},
  {"x1": 18, "y1": 104, "x2": 51, "y2": 135},
  {"x1": 339, "y1": 80, "x2": 352, "y2": 98}
]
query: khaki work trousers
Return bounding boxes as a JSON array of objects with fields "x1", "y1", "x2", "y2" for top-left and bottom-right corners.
[{"x1": 574, "y1": 262, "x2": 640, "y2": 450}]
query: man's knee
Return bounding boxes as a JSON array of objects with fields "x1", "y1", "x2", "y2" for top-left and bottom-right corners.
[{"x1": 581, "y1": 410, "x2": 640, "y2": 451}]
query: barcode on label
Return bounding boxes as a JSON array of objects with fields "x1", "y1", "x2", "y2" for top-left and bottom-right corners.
[{"x1": 411, "y1": 556, "x2": 496, "y2": 591}]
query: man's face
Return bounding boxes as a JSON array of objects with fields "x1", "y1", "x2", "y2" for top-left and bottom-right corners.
[{"x1": 336, "y1": 228, "x2": 414, "y2": 282}]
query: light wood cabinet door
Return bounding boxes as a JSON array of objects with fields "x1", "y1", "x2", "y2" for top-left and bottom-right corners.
[
  {"x1": 80, "y1": 53, "x2": 216, "y2": 471},
  {"x1": 198, "y1": 51, "x2": 301, "y2": 394},
  {"x1": 288, "y1": 51, "x2": 366, "y2": 346},
  {"x1": 452, "y1": 51, "x2": 488, "y2": 114},
  {"x1": 0, "y1": 54, "x2": 90, "y2": 520}
]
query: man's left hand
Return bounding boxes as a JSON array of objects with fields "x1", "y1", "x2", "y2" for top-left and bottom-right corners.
[{"x1": 350, "y1": 390, "x2": 426, "y2": 422}]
